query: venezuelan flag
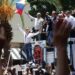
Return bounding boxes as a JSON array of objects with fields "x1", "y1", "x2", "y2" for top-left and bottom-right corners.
[{"x1": 16, "y1": 0, "x2": 26, "y2": 15}]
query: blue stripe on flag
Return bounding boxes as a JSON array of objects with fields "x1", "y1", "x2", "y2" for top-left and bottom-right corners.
[{"x1": 16, "y1": 3, "x2": 25, "y2": 10}]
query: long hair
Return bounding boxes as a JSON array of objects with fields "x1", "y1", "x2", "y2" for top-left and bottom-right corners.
[{"x1": 0, "y1": 20, "x2": 12, "y2": 59}]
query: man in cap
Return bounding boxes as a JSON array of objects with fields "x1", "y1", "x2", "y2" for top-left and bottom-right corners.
[{"x1": 26, "y1": 12, "x2": 44, "y2": 40}]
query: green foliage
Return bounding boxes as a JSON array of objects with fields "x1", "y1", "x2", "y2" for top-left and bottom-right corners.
[
  {"x1": 28, "y1": 0, "x2": 56, "y2": 17},
  {"x1": 60, "y1": 0, "x2": 75, "y2": 10},
  {"x1": 27, "y1": 0, "x2": 75, "y2": 16}
]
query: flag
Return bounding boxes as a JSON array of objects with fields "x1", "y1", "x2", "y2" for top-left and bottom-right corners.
[
  {"x1": 16, "y1": 0, "x2": 26, "y2": 15},
  {"x1": 10, "y1": 48, "x2": 27, "y2": 60},
  {"x1": 10, "y1": 48, "x2": 21, "y2": 59}
]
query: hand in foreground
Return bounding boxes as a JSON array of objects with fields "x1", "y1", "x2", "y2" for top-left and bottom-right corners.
[{"x1": 53, "y1": 19, "x2": 72, "y2": 46}]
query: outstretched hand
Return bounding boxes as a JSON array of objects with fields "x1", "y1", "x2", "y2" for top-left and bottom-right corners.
[{"x1": 53, "y1": 19, "x2": 72, "y2": 46}]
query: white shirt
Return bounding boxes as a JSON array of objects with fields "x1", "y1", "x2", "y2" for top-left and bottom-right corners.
[
  {"x1": 28, "y1": 14, "x2": 44, "y2": 30},
  {"x1": 65, "y1": 15, "x2": 75, "y2": 29},
  {"x1": 34, "y1": 18, "x2": 44, "y2": 30},
  {"x1": 19, "y1": 27, "x2": 40, "y2": 44}
]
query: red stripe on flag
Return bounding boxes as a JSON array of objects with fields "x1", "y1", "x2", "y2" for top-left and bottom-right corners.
[{"x1": 17, "y1": 9, "x2": 23, "y2": 15}]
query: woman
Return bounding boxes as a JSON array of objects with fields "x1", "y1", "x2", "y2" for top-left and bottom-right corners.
[
  {"x1": 0, "y1": 26, "x2": 6, "y2": 57},
  {"x1": 0, "y1": 21, "x2": 12, "y2": 59},
  {"x1": 0, "y1": 21, "x2": 12, "y2": 75}
]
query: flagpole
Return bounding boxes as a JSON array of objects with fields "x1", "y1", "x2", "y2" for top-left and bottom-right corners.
[{"x1": 20, "y1": 14, "x2": 25, "y2": 28}]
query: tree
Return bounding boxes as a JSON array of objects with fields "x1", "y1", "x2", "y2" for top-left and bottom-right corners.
[
  {"x1": 45, "y1": 0, "x2": 62, "y2": 11},
  {"x1": 60, "y1": 0, "x2": 75, "y2": 10},
  {"x1": 27, "y1": 0, "x2": 75, "y2": 17},
  {"x1": 27, "y1": 0, "x2": 56, "y2": 17}
]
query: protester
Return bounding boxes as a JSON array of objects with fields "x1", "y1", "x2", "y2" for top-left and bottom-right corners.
[
  {"x1": 65, "y1": 11, "x2": 75, "y2": 29},
  {"x1": 15, "y1": 10, "x2": 74, "y2": 75},
  {"x1": 51, "y1": 11, "x2": 57, "y2": 22},
  {"x1": 0, "y1": 21, "x2": 12, "y2": 75},
  {"x1": 2, "y1": 9, "x2": 75, "y2": 75},
  {"x1": 45, "y1": 12, "x2": 53, "y2": 46},
  {"x1": 65, "y1": 11, "x2": 75, "y2": 37},
  {"x1": 40, "y1": 22, "x2": 47, "y2": 40},
  {"x1": 26, "y1": 12, "x2": 44, "y2": 40},
  {"x1": 18, "y1": 24, "x2": 41, "y2": 61}
]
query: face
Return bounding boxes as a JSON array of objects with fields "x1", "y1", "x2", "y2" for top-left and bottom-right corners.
[
  {"x1": 25, "y1": 29, "x2": 30, "y2": 34},
  {"x1": 37, "y1": 14, "x2": 41, "y2": 18},
  {"x1": 66, "y1": 12, "x2": 70, "y2": 17},
  {"x1": 46, "y1": 12, "x2": 49, "y2": 15},
  {"x1": 58, "y1": 15, "x2": 64, "y2": 20},
  {"x1": 52, "y1": 11, "x2": 56, "y2": 16}
]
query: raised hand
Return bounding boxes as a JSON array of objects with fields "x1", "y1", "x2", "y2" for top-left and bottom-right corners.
[
  {"x1": 53, "y1": 19, "x2": 72, "y2": 75},
  {"x1": 53, "y1": 19, "x2": 72, "y2": 46}
]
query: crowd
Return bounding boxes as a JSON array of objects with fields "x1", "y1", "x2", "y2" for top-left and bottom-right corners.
[
  {"x1": 1, "y1": 9, "x2": 75, "y2": 75},
  {"x1": 3, "y1": 61, "x2": 56, "y2": 75},
  {"x1": 21, "y1": 62, "x2": 56, "y2": 75},
  {"x1": 20, "y1": 9, "x2": 75, "y2": 62},
  {"x1": 7, "y1": 9, "x2": 74, "y2": 75}
]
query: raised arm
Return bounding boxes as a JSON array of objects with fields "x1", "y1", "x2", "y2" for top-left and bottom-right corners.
[
  {"x1": 17, "y1": 24, "x2": 26, "y2": 35},
  {"x1": 53, "y1": 19, "x2": 72, "y2": 75},
  {"x1": 25, "y1": 12, "x2": 35, "y2": 20},
  {"x1": 29, "y1": 28, "x2": 42, "y2": 37}
]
